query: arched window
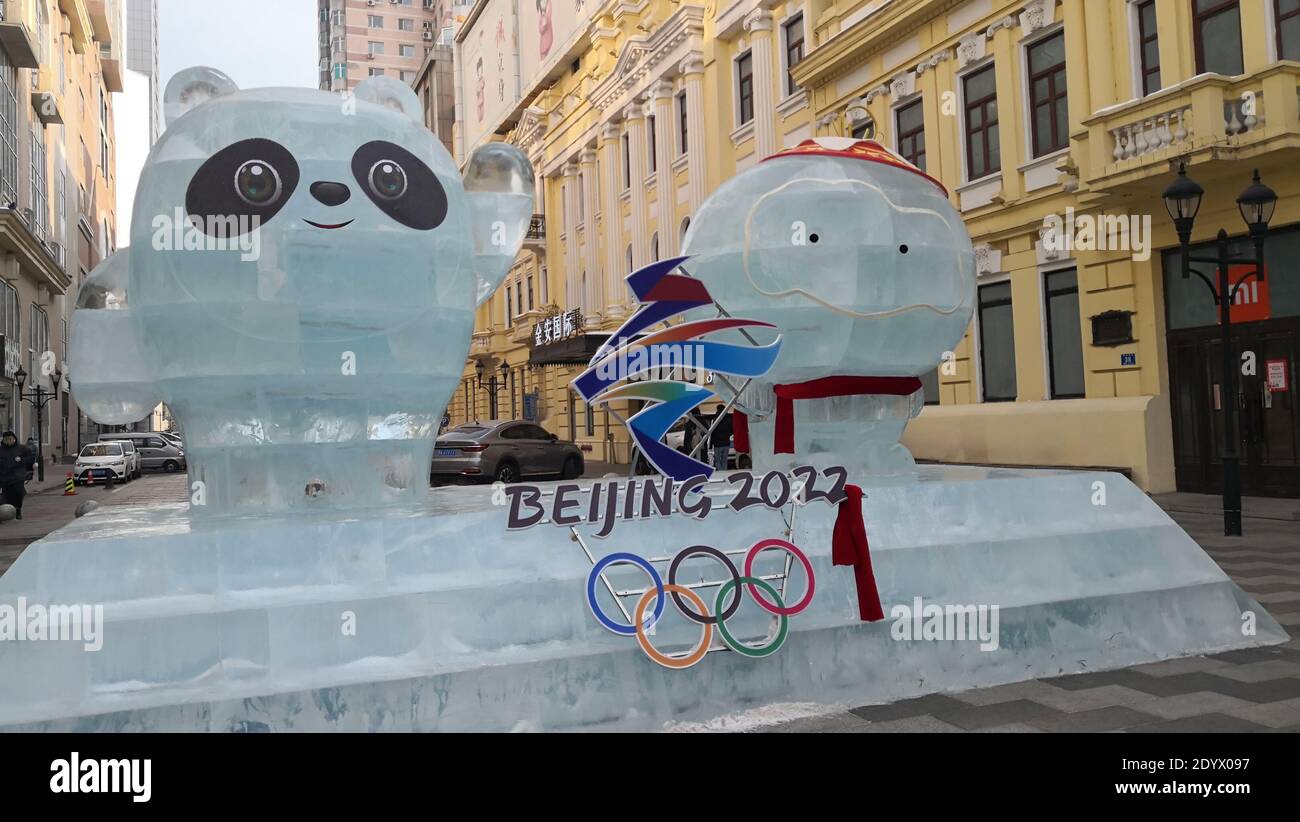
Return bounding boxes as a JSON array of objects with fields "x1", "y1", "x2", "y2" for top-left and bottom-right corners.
[{"x1": 651, "y1": 232, "x2": 659, "y2": 262}]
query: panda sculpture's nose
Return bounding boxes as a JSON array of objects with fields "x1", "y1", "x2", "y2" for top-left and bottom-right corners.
[{"x1": 310, "y1": 181, "x2": 351, "y2": 206}]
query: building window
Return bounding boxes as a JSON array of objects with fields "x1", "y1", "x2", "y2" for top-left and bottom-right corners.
[
  {"x1": 29, "y1": 127, "x2": 47, "y2": 243},
  {"x1": 895, "y1": 99, "x2": 925, "y2": 170},
  {"x1": 2, "y1": 282, "x2": 18, "y2": 350},
  {"x1": 368, "y1": 14, "x2": 383, "y2": 27},
  {"x1": 368, "y1": 41, "x2": 384, "y2": 57},
  {"x1": 369, "y1": 68, "x2": 385, "y2": 77},
  {"x1": 400, "y1": 70, "x2": 415, "y2": 83},
  {"x1": 516, "y1": 279, "x2": 523, "y2": 316},
  {"x1": 1276, "y1": 0, "x2": 1300, "y2": 59},
  {"x1": 977, "y1": 282, "x2": 1017, "y2": 402},
  {"x1": 504, "y1": 285, "x2": 512, "y2": 327},
  {"x1": 527, "y1": 275, "x2": 535, "y2": 311},
  {"x1": 783, "y1": 14, "x2": 804, "y2": 97},
  {"x1": 1136, "y1": 1, "x2": 1161, "y2": 95},
  {"x1": 585, "y1": 403, "x2": 595, "y2": 437},
  {"x1": 651, "y1": 233, "x2": 659, "y2": 262},
  {"x1": 680, "y1": 216, "x2": 691, "y2": 244},
  {"x1": 1027, "y1": 31, "x2": 1068, "y2": 157},
  {"x1": 676, "y1": 91, "x2": 687, "y2": 154},
  {"x1": 736, "y1": 51, "x2": 754, "y2": 125},
  {"x1": 963, "y1": 64, "x2": 1000, "y2": 180},
  {"x1": 1044, "y1": 269, "x2": 1085, "y2": 399},
  {"x1": 2, "y1": 51, "x2": 22, "y2": 206},
  {"x1": 851, "y1": 120, "x2": 873, "y2": 140},
  {"x1": 1193, "y1": 0, "x2": 1243, "y2": 75},
  {"x1": 621, "y1": 133, "x2": 630, "y2": 189},
  {"x1": 647, "y1": 114, "x2": 656, "y2": 173},
  {"x1": 400, "y1": 44, "x2": 416, "y2": 58},
  {"x1": 540, "y1": 265, "x2": 548, "y2": 305},
  {"x1": 399, "y1": 18, "x2": 415, "y2": 32},
  {"x1": 57, "y1": 169, "x2": 66, "y2": 250},
  {"x1": 626, "y1": 245, "x2": 633, "y2": 274}
]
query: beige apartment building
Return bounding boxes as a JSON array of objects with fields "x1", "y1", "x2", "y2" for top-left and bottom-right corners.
[
  {"x1": 412, "y1": 43, "x2": 455, "y2": 151},
  {"x1": 0, "y1": 0, "x2": 122, "y2": 468},
  {"x1": 318, "y1": 0, "x2": 455, "y2": 92}
]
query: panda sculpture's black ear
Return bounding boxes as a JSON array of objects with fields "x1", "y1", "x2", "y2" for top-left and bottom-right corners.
[
  {"x1": 164, "y1": 67, "x2": 239, "y2": 126},
  {"x1": 353, "y1": 76, "x2": 423, "y2": 124}
]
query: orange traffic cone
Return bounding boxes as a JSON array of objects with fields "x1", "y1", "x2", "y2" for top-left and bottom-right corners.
[{"x1": 64, "y1": 472, "x2": 76, "y2": 496}]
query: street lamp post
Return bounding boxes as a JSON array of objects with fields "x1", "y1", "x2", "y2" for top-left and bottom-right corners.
[
  {"x1": 1163, "y1": 164, "x2": 1277, "y2": 537},
  {"x1": 13, "y1": 364, "x2": 62, "y2": 484},
  {"x1": 476, "y1": 360, "x2": 510, "y2": 419}
]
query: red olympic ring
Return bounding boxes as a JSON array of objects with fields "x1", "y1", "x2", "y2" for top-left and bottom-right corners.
[{"x1": 743, "y1": 538, "x2": 816, "y2": 616}]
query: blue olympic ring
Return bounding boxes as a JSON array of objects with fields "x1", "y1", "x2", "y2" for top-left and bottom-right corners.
[{"x1": 587, "y1": 552, "x2": 666, "y2": 636}]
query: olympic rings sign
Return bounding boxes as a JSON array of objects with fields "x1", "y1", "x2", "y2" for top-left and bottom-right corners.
[{"x1": 586, "y1": 538, "x2": 816, "y2": 669}]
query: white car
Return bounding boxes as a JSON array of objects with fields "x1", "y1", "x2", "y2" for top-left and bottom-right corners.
[
  {"x1": 104, "y1": 439, "x2": 142, "y2": 480},
  {"x1": 75, "y1": 442, "x2": 130, "y2": 485}
]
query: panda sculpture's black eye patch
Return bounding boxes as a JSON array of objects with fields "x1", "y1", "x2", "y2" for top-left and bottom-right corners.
[
  {"x1": 186, "y1": 138, "x2": 300, "y2": 236},
  {"x1": 351, "y1": 141, "x2": 447, "y2": 231}
]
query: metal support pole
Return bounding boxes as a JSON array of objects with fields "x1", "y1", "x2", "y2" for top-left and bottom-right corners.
[{"x1": 1217, "y1": 230, "x2": 1242, "y2": 537}]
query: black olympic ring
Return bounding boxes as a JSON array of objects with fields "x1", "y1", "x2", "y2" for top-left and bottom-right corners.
[{"x1": 667, "y1": 545, "x2": 742, "y2": 625}]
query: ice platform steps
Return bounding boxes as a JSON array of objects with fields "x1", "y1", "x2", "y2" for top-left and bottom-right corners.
[{"x1": 0, "y1": 466, "x2": 1286, "y2": 731}]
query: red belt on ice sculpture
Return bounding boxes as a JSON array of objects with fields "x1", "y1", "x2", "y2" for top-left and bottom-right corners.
[{"x1": 732, "y1": 375, "x2": 922, "y2": 455}]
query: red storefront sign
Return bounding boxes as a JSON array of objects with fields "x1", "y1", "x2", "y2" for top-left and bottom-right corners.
[{"x1": 1217, "y1": 264, "x2": 1271, "y2": 323}]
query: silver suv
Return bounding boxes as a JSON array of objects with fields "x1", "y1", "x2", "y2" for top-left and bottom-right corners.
[{"x1": 431, "y1": 420, "x2": 584, "y2": 484}]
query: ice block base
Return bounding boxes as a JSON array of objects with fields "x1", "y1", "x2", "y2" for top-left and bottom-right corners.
[{"x1": 0, "y1": 466, "x2": 1286, "y2": 731}]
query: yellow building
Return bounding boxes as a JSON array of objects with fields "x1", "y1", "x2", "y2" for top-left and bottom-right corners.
[
  {"x1": 799, "y1": 0, "x2": 1300, "y2": 497},
  {"x1": 450, "y1": 0, "x2": 814, "y2": 466},
  {"x1": 0, "y1": 0, "x2": 121, "y2": 465},
  {"x1": 450, "y1": 0, "x2": 1300, "y2": 496}
]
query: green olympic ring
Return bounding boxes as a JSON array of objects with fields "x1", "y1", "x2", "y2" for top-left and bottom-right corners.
[{"x1": 713, "y1": 575, "x2": 789, "y2": 658}]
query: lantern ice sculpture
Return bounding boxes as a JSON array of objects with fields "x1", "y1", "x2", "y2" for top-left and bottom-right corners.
[
  {"x1": 69, "y1": 68, "x2": 533, "y2": 515},
  {"x1": 682, "y1": 137, "x2": 975, "y2": 475}
]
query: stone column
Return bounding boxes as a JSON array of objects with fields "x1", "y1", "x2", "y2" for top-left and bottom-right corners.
[
  {"x1": 651, "y1": 79, "x2": 677, "y2": 258},
  {"x1": 624, "y1": 102, "x2": 649, "y2": 275},
  {"x1": 561, "y1": 162, "x2": 580, "y2": 310},
  {"x1": 680, "y1": 55, "x2": 708, "y2": 219},
  {"x1": 599, "y1": 121, "x2": 626, "y2": 318},
  {"x1": 579, "y1": 147, "x2": 602, "y2": 321},
  {"x1": 744, "y1": 10, "x2": 777, "y2": 161}
]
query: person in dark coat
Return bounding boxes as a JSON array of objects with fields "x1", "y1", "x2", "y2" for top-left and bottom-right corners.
[
  {"x1": 709, "y1": 405, "x2": 734, "y2": 470},
  {"x1": 0, "y1": 431, "x2": 36, "y2": 520}
]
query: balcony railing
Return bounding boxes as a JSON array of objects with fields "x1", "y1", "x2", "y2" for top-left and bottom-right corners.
[
  {"x1": 524, "y1": 214, "x2": 545, "y2": 243},
  {"x1": 1082, "y1": 62, "x2": 1300, "y2": 191}
]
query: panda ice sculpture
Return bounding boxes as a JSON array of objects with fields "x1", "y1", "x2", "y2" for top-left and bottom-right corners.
[
  {"x1": 70, "y1": 67, "x2": 533, "y2": 516},
  {"x1": 682, "y1": 137, "x2": 976, "y2": 476}
]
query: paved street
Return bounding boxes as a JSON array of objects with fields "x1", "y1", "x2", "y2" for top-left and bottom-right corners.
[
  {"x1": 766, "y1": 495, "x2": 1300, "y2": 733},
  {"x1": 2, "y1": 474, "x2": 1297, "y2": 732}
]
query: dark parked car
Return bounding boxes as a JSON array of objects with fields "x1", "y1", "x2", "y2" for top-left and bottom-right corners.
[{"x1": 431, "y1": 420, "x2": 584, "y2": 484}]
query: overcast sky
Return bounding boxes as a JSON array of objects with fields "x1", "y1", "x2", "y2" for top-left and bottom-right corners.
[
  {"x1": 118, "y1": 0, "x2": 317, "y2": 243},
  {"x1": 158, "y1": 0, "x2": 317, "y2": 91}
]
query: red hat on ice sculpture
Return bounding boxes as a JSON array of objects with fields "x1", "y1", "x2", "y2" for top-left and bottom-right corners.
[{"x1": 763, "y1": 136, "x2": 948, "y2": 197}]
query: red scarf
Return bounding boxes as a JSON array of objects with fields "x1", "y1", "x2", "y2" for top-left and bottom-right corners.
[
  {"x1": 832, "y1": 484, "x2": 884, "y2": 622},
  {"x1": 732, "y1": 375, "x2": 922, "y2": 455}
]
